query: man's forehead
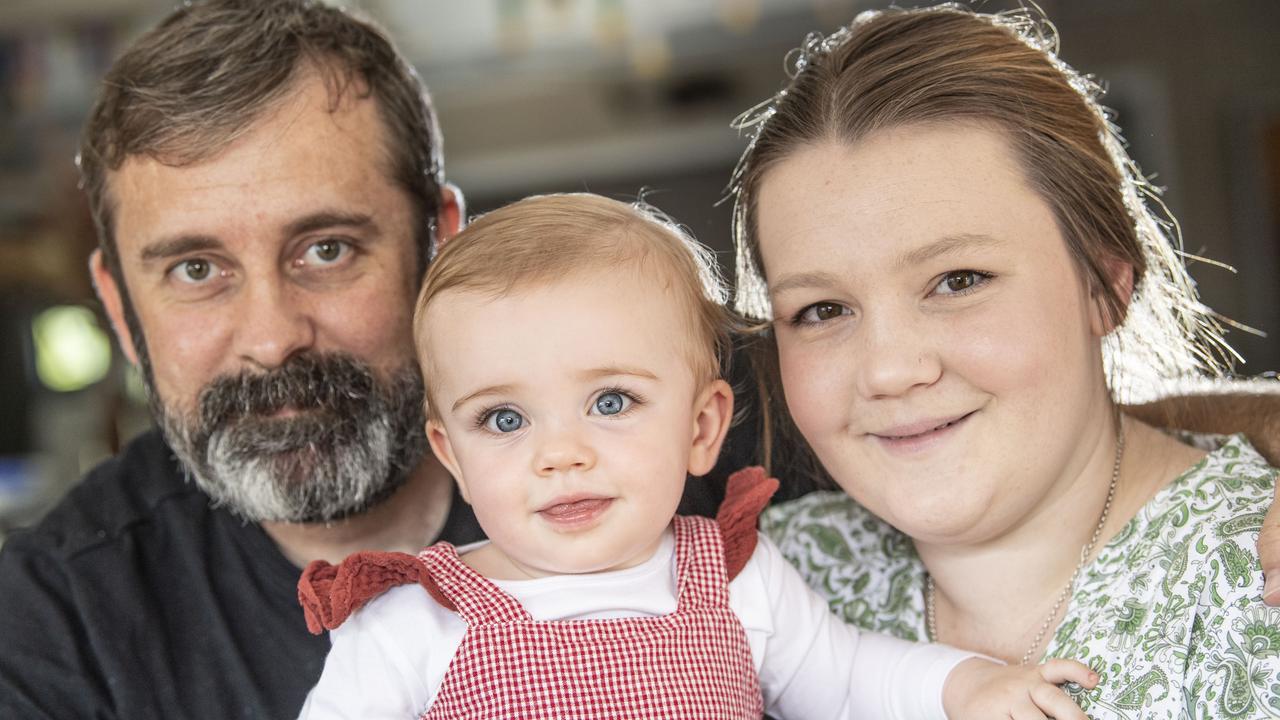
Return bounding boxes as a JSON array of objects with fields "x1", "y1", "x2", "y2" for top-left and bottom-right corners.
[{"x1": 108, "y1": 74, "x2": 401, "y2": 254}]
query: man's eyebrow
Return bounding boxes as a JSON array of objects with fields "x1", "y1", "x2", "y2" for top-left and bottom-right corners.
[
  {"x1": 284, "y1": 211, "x2": 377, "y2": 239},
  {"x1": 451, "y1": 384, "x2": 517, "y2": 414},
  {"x1": 896, "y1": 233, "x2": 1006, "y2": 270},
  {"x1": 578, "y1": 366, "x2": 660, "y2": 382},
  {"x1": 135, "y1": 212, "x2": 378, "y2": 265},
  {"x1": 139, "y1": 234, "x2": 222, "y2": 264}
]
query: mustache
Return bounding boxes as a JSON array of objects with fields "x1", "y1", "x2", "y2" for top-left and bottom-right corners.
[{"x1": 195, "y1": 352, "x2": 379, "y2": 428}]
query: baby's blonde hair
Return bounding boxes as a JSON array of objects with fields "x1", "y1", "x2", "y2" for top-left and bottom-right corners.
[{"x1": 413, "y1": 193, "x2": 733, "y2": 419}]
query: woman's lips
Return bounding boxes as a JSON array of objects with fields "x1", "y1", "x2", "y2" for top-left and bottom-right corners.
[
  {"x1": 536, "y1": 497, "x2": 614, "y2": 529},
  {"x1": 869, "y1": 411, "x2": 976, "y2": 453}
]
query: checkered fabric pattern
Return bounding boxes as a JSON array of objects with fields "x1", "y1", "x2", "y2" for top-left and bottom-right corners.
[{"x1": 419, "y1": 515, "x2": 765, "y2": 719}]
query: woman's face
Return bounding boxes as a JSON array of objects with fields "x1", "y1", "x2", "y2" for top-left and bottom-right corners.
[{"x1": 755, "y1": 122, "x2": 1116, "y2": 545}]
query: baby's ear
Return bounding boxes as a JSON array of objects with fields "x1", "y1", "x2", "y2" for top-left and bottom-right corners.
[
  {"x1": 426, "y1": 419, "x2": 470, "y2": 502},
  {"x1": 688, "y1": 379, "x2": 734, "y2": 477}
]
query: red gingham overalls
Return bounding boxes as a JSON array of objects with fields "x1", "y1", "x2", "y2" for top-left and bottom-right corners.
[
  {"x1": 419, "y1": 513, "x2": 764, "y2": 719},
  {"x1": 299, "y1": 467, "x2": 778, "y2": 720}
]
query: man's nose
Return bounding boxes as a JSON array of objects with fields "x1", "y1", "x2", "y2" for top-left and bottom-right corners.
[
  {"x1": 533, "y1": 423, "x2": 597, "y2": 477},
  {"x1": 233, "y1": 280, "x2": 316, "y2": 370}
]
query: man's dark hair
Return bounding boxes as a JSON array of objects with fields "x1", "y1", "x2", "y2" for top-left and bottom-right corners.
[{"x1": 79, "y1": 0, "x2": 444, "y2": 280}]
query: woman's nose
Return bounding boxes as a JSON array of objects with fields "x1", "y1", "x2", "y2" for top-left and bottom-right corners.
[
  {"x1": 855, "y1": 314, "x2": 942, "y2": 399},
  {"x1": 534, "y1": 425, "x2": 597, "y2": 476}
]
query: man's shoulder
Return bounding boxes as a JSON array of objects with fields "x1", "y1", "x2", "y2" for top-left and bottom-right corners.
[{"x1": 4, "y1": 429, "x2": 201, "y2": 560}]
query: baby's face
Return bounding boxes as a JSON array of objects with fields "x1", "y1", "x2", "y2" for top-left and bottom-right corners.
[{"x1": 421, "y1": 270, "x2": 728, "y2": 578}]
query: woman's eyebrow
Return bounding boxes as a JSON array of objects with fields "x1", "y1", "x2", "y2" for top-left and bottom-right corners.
[
  {"x1": 768, "y1": 270, "x2": 844, "y2": 298},
  {"x1": 896, "y1": 233, "x2": 1006, "y2": 270}
]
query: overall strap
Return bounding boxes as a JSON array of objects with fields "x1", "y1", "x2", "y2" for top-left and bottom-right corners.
[
  {"x1": 420, "y1": 543, "x2": 533, "y2": 625},
  {"x1": 717, "y1": 466, "x2": 780, "y2": 582},
  {"x1": 298, "y1": 550, "x2": 455, "y2": 634},
  {"x1": 672, "y1": 514, "x2": 732, "y2": 611},
  {"x1": 671, "y1": 466, "x2": 780, "y2": 611}
]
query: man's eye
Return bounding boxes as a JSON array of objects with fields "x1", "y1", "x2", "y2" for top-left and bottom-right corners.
[
  {"x1": 592, "y1": 391, "x2": 633, "y2": 417},
  {"x1": 933, "y1": 270, "x2": 992, "y2": 296},
  {"x1": 794, "y1": 302, "x2": 850, "y2": 325},
  {"x1": 169, "y1": 258, "x2": 219, "y2": 284},
  {"x1": 483, "y1": 408, "x2": 525, "y2": 433},
  {"x1": 303, "y1": 239, "x2": 349, "y2": 266}
]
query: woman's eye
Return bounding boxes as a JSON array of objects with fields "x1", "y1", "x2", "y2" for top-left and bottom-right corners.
[
  {"x1": 483, "y1": 408, "x2": 525, "y2": 433},
  {"x1": 592, "y1": 391, "x2": 632, "y2": 416},
  {"x1": 795, "y1": 302, "x2": 850, "y2": 325},
  {"x1": 169, "y1": 258, "x2": 220, "y2": 284},
  {"x1": 302, "y1": 239, "x2": 350, "y2": 266},
  {"x1": 933, "y1": 270, "x2": 991, "y2": 296}
]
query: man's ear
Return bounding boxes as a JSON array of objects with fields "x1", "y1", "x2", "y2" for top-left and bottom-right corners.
[
  {"x1": 1089, "y1": 255, "x2": 1136, "y2": 337},
  {"x1": 89, "y1": 249, "x2": 140, "y2": 367},
  {"x1": 426, "y1": 418, "x2": 470, "y2": 503},
  {"x1": 688, "y1": 379, "x2": 734, "y2": 477},
  {"x1": 434, "y1": 183, "x2": 464, "y2": 248}
]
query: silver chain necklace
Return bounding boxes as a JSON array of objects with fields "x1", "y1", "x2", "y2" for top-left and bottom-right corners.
[{"x1": 925, "y1": 424, "x2": 1125, "y2": 666}]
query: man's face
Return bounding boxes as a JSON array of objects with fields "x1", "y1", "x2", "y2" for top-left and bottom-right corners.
[{"x1": 94, "y1": 72, "x2": 431, "y2": 522}]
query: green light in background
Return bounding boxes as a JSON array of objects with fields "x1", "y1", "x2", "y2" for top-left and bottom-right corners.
[{"x1": 32, "y1": 305, "x2": 112, "y2": 392}]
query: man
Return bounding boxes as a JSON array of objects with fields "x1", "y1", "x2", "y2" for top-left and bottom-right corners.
[
  {"x1": 0, "y1": 2, "x2": 478, "y2": 716},
  {"x1": 1, "y1": 1, "x2": 1278, "y2": 718}
]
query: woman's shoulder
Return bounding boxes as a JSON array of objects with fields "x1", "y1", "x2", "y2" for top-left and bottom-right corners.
[
  {"x1": 761, "y1": 491, "x2": 908, "y2": 565},
  {"x1": 760, "y1": 491, "x2": 927, "y2": 639},
  {"x1": 1149, "y1": 434, "x2": 1277, "y2": 533},
  {"x1": 1095, "y1": 434, "x2": 1275, "y2": 598},
  {"x1": 1057, "y1": 435, "x2": 1280, "y2": 717}
]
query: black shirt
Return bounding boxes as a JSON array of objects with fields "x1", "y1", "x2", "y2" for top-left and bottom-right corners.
[{"x1": 0, "y1": 429, "x2": 484, "y2": 719}]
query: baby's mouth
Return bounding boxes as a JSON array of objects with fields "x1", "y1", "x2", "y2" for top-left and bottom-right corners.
[{"x1": 537, "y1": 496, "x2": 614, "y2": 527}]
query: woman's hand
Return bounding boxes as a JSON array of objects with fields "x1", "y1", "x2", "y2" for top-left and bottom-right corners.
[{"x1": 942, "y1": 657, "x2": 1098, "y2": 720}]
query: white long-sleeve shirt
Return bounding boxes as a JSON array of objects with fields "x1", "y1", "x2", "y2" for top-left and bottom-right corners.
[{"x1": 299, "y1": 529, "x2": 974, "y2": 719}]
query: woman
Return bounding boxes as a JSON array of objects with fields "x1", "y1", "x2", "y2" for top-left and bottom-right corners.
[{"x1": 730, "y1": 6, "x2": 1280, "y2": 717}]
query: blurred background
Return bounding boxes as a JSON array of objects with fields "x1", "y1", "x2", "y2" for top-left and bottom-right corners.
[{"x1": 0, "y1": 0, "x2": 1277, "y2": 541}]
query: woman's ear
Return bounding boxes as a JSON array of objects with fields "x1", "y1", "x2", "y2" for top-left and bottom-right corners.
[
  {"x1": 89, "y1": 249, "x2": 141, "y2": 367},
  {"x1": 434, "y1": 183, "x2": 465, "y2": 249},
  {"x1": 688, "y1": 379, "x2": 735, "y2": 477},
  {"x1": 1089, "y1": 255, "x2": 1136, "y2": 336},
  {"x1": 426, "y1": 419, "x2": 470, "y2": 502}
]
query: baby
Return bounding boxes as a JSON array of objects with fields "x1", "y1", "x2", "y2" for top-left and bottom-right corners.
[{"x1": 297, "y1": 193, "x2": 1097, "y2": 718}]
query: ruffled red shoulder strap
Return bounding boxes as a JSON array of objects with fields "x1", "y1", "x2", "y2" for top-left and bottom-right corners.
[
  {"x1": 298, "y1": 550, "x2": 456, "y2": 634},
  {"x1": 716, "y1": 466, "x2": 779, "y2": 582}
]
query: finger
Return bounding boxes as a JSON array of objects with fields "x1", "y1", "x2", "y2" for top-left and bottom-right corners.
[
  {"x1": 1038, "y1": 658, "x2": 1099, "y2": 689},
  {"x1": 1011, "y1": 694, "x2": 1049, "y2": 720},
  {"x1": 1030, "y1": 684, "x2": 1088, "y2": 720},
  {"x1": 1263, "y1": 481, "x2": 1280, "y2": 605}
]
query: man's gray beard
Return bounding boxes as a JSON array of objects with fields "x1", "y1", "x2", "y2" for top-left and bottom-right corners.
[{"x1": 151, "y1": 353, "x2": 427, "y2": 524}]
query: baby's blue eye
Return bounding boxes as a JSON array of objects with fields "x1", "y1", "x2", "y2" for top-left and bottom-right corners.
[
  {"x1": 593, "y1": 392, "x2": 629, "y2": 416},
  {"x1": 485, "y1": 408, "x2": 525, "y2": 433}
]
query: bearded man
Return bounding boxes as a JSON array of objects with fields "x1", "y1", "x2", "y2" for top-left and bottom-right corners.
[{"x1": 0, "y1": 2, "x2": 477, "y2": 716}]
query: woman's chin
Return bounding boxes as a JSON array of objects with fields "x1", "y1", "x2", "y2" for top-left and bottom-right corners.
[{"x1": 830, "y1": 468, "x2": 1005, "y2": 545}]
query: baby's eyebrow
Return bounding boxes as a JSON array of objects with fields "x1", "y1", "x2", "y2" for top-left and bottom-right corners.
[
  {"x1": 578, "y1": 366, "x2": 659, "y2": 382},
  {"x1": 451, "y1": 384, "x2": 517, "y2": 413}
]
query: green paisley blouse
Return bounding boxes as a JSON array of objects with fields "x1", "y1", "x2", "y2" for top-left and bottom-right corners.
[{"x1": 760, "y1": 435, "x2": 1280, "y2": 719}]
